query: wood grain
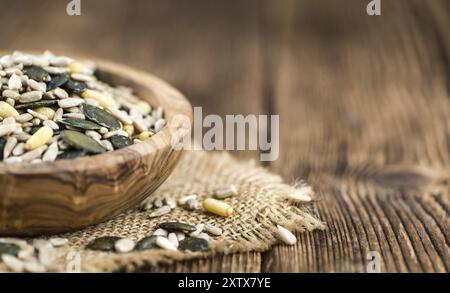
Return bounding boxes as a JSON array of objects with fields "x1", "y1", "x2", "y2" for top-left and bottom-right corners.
[
  {"x1": 0, "y1": 0, "x2": 448, "y2": 272},
  {"x1": 0, "y1": 59, "x2": 193, "y2": 235}
]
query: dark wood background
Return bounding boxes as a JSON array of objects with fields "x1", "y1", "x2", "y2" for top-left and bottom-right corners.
[{"x1": 0, "y1": 0, "x2": 448, "y2": 272}]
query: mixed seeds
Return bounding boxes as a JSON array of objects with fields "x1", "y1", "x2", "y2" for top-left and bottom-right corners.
[{"x1": 0, "y1": 51, "x2": 165, "y2": 163}]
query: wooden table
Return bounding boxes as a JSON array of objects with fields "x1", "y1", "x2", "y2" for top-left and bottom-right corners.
[{"x1": 0, "y1": 0, "x2": 448, "y2": 272}]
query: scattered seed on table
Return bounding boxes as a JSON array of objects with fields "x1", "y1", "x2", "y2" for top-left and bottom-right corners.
[
  {"x1": 168, "y1": 233, "x2": 179, "y2": 248},
  {"x1": 49, "y1": 237, "x2": 68, "y2": 247},
  {"x1": 152, "y1": 228, "x2": 168, "y2": 237},
  {"x1": 204, "y1": 224, "x2": 223, "y2": 236},
  {"x1": 176, "y1": 232, "x2": 186, "y2": 242},
  {"x1": 214, "y1": 185, "x2": 238, "y2": 199},
  {"x1": 178, "y1": 237, "x2": 209, "y2": 252},
  {"x1": 277, "y1": 225, "x2": 297, "y2": 245},
  {"x1": 114, "y1": 238, "x2": 135, "y2": 253},
  {"x1": 287, "y1": 189, "x2": 312, "y2": 203},
  {"x1": 185, "y1": 198, "x2": 198, "y2": 211},
  {"x1": 158, "y1": 222, "x2": 197, "y2": 233},
  {"x1": 3, "y1": 136, "x2": 17, "y2": 159},
  {"x1": 190, "y1": 224, "x2": 205, "y2": 237},
  {"x1": 135, "y1": 236, "x2": 158, "y2": 251},
  {"x1": 203, "y1": 198, "x2": 234, "y2": 217},
  {"x1": 196, "y1": 233, "x2": 210, "y2": 242},
  {"x1": 86, "y1": 236, "x2": 122, "y2": 252},
  {"x1": 153, "y1": 198, "x2": 163, "y2": 208},
  {"x1": 155, "y1": 236, "x2": 177, "y2": 251},
  {"x1": 148, "y1": 205, "x2": 171, "y2": 218},
  {"x1": 178, "y1": 194, "x2": 197, "y2": 206}
]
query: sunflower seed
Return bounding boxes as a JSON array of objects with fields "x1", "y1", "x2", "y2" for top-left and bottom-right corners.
[
  {"x1": 134, "y1": 236, "x2": 158, "y2": 251},
  {"x1": 0, "y1": 124, "x2": 20, "y2": 137},
  {"x1": 159, "y1": 222, "x2": 197, "y2": 233},
  {"x1": 154, "y1": 118, "x2": 166, "y2": 133},
  {"x1": 214, "y1": 185, "x2": 238, "y2": 199},
  {"x1": 44, "y1": 66, "x2": 70, "y2": 75},
  {"x1": 86, "y1": 236, "x2": 121, "y2": 252},
  {"x1": 196, "y1": 233, "x2": 210, "y2": 242},
  {"x1": 190, "y1": 224, "x2": 205, "y2": 237},
  {"x1": 48, "y1": 237, "x2": 68, "y2": 247},
  {"x1": 2, "y1": 254, "x2": 24, "y2": 272},
  {"x1": 54, "y1": 87, "x2": 69, "y2": 99},
  {"x1": 63, "y1": 113, "x2": 85, "y2": 119},
  {"x1": 155, "y1": 236, "x2": 177, "y2": 251},
  {"x1": 152, "y1": 228, "x2": 168, "y2": 237},
  {"x1": 204, "y1": 224, "x2": 223, "y2": 236},
  {"x1": 58, "y1": 98, "x2": 84, "y2": 108},
  {"x1": 27, "y1": 109, "x2": 48, "y2": 121},
  {"x1": 8, "y1": 74, "x2": 22, "y2": 90},
  {"x1": 185, "y1": 198, "x2": 199, "y2": 211},
  {"x1": 42, "y1": 142, "x2": 58, "y2": 162},
  {"x1": 24, "y1": 261, "x2": 46, "y2": 273},
  {"x1": 17, "y1": 245, "x2": 35, "y2": 260},
  {"x1": 178, "y1": 237, "x2": 209, "y2": 252},
  {"x1": 21, "y1": 145, "x2": 48, "y2": 162},
  {"x1": 43, "y1": 120, "x2": 59, "y2": 131},
  {"x1": 4, "y1": 156, "x2": 22, "y2": 163},
  {"x1": 277, "y1": 225, "x2": 297, "y2": 245},
  {"x1": 107, "y1": 107, "x2": 133, "y2": 125},
  {"x1": 114, "y1": 238, "x2": 135, "y2": 253},
  {"x1": 168, "y1": 233, "x2": 179, "y2": 248},
  {"x1": 148, "y1": 205, "x2": 171, "y2": 218},
  {"x1": 12, "y1": 142, "x2": 25, "y2": 156},
  {"x1": 3, "y1": 136, "x2": 17, "y2": 159},
  {"x1": 61, "y1": 130, "x2": 106, "y2": 154},
  {"x1": 176, "y1": 233, "x2": 186, "y2": 242},
  {"x1": 85, "y1": 130, "x2": 102, "y2": 142},
  {"x1": 18, "y1": 91, "x2": 43, "y2": 104},
  {"x1": 27, "y1": 79, "x2": 46, "y2": 92},
  {"x1": 178, "y1": 194, "x2": 198, "y2": 206},
  {"x1": 100, "y1": 140, "x2": 114, "y2": 151},
  {"x1": 82, "y1": 104, "x2": 121, "y2": 130},
  {"x1": 16, "y1": 113, "x2": 33, "y2": 123},
  {"x1": 49, "y1": 56, "x2": 73, "y2": 67}
]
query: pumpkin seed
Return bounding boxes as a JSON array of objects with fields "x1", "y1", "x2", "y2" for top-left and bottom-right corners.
[
  {"x1": 0, "y1": 138, "x2": 6, "y2": 160},
  {"x1": 46, "y1": 74, "x2": 69, "y2": 91},
  {"x1": 110, "y1": 135, "x2": 133, "y2": 149},
  {"x1": 61, "y1": 130, "x2": 106, "y2": 154},
  {"x1": 60, "y1": 118, "x2": 102, "y2": 130},
  {"x1": 57, "y1": 149, "x2": 87, "y2": 160},
  {"x1": 63, "y1": 79, "x2": 87, "y2": 94},
  {"x1": 0, "y1": 242, "x2": 21, "y2": 256},
  {"x1": 178, "y1": 237, "x2": 209, "y2": 252},
  {"x1": 135, "y1": 236, "x2": 158, "y2": 251},
  {"x1": 86, "y1": 236, "x2": 121, "y2": 252},
  {"x1": 82, "y1": 104, "x2": 121, "y2": 130},
  {"x1": 15, "y1": 100, "x2": 58, "y2": 110},
  {"x1": 23, "y1": 65, "x2": 49, "y2": 82},
  {"x1": 158, "y1": 222, "x2": 197, "y2": 233}
]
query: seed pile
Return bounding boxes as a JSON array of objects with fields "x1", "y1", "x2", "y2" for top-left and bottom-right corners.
[
  {"x1": 0, "y1": 51, "x2": 165, "y2": 163},
  {"x1": 0, "y1": 237, "x2": 69, "y2": 273}
]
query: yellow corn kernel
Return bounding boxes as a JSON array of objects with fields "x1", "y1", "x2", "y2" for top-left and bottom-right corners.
[
  {"x1": 136, "y1": 101, "x2": 151, "y2": 115},
  {"x1": 25, "y1": 126, "x2": 53, "y2": 150},
  {"x1": 139, "y1": 131, "x2": 153, "y2": 141},
  {"x1": 124, "y1": 124, "x2": 135, "y2": 137},
  {"x1": 81, "y1": 89, "x2": 118, "y2": 109},
  {"x1": 34, "y1": 107, "x2": 56, "y2": 120},
  {"x1": 0, "y1": 101, "x2": 19, "y2": 118},
  {"x1": 203, "y1": 198, "x2": 233, "y2": 217},
  {"x1": 67, "y1": 62, "x2": 85, "y2": 74}
]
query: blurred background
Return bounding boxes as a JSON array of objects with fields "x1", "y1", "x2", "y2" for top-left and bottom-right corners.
[{"x1": 0, "y1": 0, "x2": 448, "y2": 272}]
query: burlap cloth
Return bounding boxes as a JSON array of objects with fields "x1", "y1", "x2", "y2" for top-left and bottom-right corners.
[{"x1": 1, "y1": 151, "x2": 325, "y2": 272}]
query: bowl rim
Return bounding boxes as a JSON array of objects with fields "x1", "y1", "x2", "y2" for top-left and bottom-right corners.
[{"x1": 0, "y1": 57, "x2": 193, "y2": 175}]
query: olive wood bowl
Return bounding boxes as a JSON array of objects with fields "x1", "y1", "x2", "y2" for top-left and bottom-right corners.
[{"x1": 0, "y1": 59, "x2": 192, "y2": 236}]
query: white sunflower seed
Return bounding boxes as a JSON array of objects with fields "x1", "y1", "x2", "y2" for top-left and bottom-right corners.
[
  {"x1": 42, "y1": 142, "x2": 58, "y2": 162},
  {"x1": 3, "y1": 136, "x2": 18, "y2": 159},
  {"x1": 148, "y1": 205, "x2": 171, "y2": 218},
  {"x1": 190, "y1": 224, "x2": 205, "y2": 237},
  {"x1": 8, "y1": 73, "x2": 22, "y2": 90},
  {"x1": 27, "y1": 79, "x2": 46, "y2": 92},
  {"x1": 155, "y1": 236, "x2": 177, "y2": 251},
  {"x1": 49, "y1": 237, "x2": 68, "y2": 247},
  {"x1": 58, "y1": 98, "x2": 84, "y2": 108},
  {"x1": 277, "y1": 225, "x2": 297, "y2": 245},
  {"x1": 2, "y1": 255, "x2": 24, "y2": 272},
  {"x1": 43, "y1": 120, "x2": 59, "y2": 131},
  {"x1": 19, "y1": 91, "x2": 43, "y2": 103},
  {"x1": 168, "y1": 233, "x2": 179, "y2": 248},
  {"x1": 152, "y1": 228, "x2": 168, "y2": 237},
  {"x1": 114, "y1": 238, "x2": 135, "y2": 253},
  {"x1": 178, "y1": 194, "x2": 198, "y2": 206},
  {"x1": 214, "y1": 185, "x2": 238, "y2": 199},
  {"x1": 204, "y1": 224, "x2": 223, "y2": 236},
  {"x1": 16, "y1": 113, "x2": 33, "y2": 123}
]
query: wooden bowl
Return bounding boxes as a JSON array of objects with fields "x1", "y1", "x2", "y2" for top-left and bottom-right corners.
[{"x1": 0, "y1": 59, "x2": 192, "y2": 236}]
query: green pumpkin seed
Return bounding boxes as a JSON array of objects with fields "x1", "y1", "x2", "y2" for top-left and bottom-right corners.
[
  {"x1": 15, "y1": 100, "x2": 59, "y2": 110},
  {"x1": 47, "y1": 74, "x2": 69, "y2": 91},
  {"x1": 158, "y1": 222, "x2": 197, "y2": 233},
  {"x1": 134, "y1": 236, "x2": 158, "y2": 251},
  {"x1": 61, "y1": 130, "x2": 106, "y2": 154},
  {"x1": 0, "y1": 242, "x2": 21, "y2": 256},
  {"x1": 0, "y1": 138, "x2": 6, "y2": 160},
  {"x1": 63, "y1": 79, "x2": 87, "y2": 94},
  {"x1": 178, "y1": 237, "x2": 209, "y2": 252},
  {"x1": 82, "y1": 104, "x2": 121, "y2": 130},
  {"x1": 23, "y1": 65, "x2": 50, "y2": 82},
  {"x1": 86, "y1": 236, "x2": 122, "y2": 252},
  {"x1": 110, "y1": 135, "x2": 133, "y2": 149},
  {"x1": 60, "y1": 118, "x2": 102, "y2": 130},
  {"x1": 57, "y1": 149, "x2": 87, "y2": 160}
]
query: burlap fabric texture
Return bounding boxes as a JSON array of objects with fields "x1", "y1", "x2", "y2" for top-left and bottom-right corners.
[{"x1": 0, "y1": 150, "x2": 325, "y2": 272}]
